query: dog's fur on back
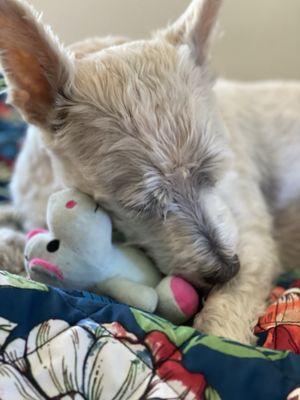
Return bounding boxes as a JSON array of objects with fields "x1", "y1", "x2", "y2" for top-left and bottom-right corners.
[{"x1": 0, "y1": 0, "x2": 300, "y2": 343}]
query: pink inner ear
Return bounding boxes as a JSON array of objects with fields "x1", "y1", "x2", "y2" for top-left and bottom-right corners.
[
  {"x1": 26, "y1": 229, "x2": 48, "y2": 241},
  {"x1": 66, "y1": 200, "x2": 77, "y2": 209}
]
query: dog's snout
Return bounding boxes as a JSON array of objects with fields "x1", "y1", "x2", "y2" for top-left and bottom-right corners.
[{"x1": 204, "y1": 254, "x2": 240, "y2": 286}]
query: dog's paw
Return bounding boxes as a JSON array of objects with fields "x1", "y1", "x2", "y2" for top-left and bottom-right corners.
[
  {"x1": 193, "y1": 308, "x2": 258, "y2": 345},
  {"x1": 0, "y1": 228, "x2": 26, "y2": 275}
]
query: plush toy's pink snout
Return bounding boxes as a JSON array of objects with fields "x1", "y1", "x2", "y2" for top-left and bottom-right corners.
[{"x1": 29, "y1": 259, "x2": 64, "y2": 281}]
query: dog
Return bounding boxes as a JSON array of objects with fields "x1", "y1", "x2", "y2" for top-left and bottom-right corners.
[{"x1": 0, "y1": 0, "x2": 299, "y2": 344}]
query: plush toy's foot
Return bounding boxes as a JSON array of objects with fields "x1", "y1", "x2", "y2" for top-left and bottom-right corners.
[{"x1": 156, "y1": 276, "x2": 200, "y2": 325}]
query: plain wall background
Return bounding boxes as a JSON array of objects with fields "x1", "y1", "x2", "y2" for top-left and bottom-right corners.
[{"x1": 30, "y1": 0, "x2": 300, "y2": 80}]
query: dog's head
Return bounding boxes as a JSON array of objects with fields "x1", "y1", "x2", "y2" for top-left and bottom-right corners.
[{"x1": 0, "y1": 0, "x2": 240, "y2": 287}]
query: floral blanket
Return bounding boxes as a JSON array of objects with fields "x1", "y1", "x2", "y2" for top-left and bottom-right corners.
[
  {"x1": 0, "y1": 271, "x2": 298, "y2": 400},
  {"x1": 1, "y1": 75, "x2": 300, "y2": 399}
]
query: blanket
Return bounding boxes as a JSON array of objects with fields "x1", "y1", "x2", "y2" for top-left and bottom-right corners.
[{"x1": 0, "y1": 271, "x2": 298, "y2": 400}]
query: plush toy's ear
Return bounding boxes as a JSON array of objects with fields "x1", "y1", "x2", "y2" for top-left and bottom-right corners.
[
  {"x1": 0, "y1": 0, "x2": 71, "y2": 126},
  {"x1": 47, "y1": 189, "x2": 113, "y2": 255},
  {"x1": 161, "y1": 0, "x2": 222, "y2": 65}
]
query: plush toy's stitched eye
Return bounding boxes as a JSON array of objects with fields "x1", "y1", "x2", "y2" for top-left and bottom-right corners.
[{"x1": 47, "y1": 240, "x2": 60, "y2": 253}]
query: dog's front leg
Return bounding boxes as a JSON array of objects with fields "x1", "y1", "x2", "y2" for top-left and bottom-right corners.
[{"x1": 194, "y1": 180, "x2": 281, "y2": 344}]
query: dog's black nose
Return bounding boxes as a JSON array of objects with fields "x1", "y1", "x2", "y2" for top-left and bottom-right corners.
[{"x1": 204, "y1": 254, "x2": 240, "y2": 286}]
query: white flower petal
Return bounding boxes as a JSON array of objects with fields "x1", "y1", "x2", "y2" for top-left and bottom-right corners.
[
  {"x1": 60, "y1": 395, "x2": 85, "y2": 400},
  {"x1": 0, "y1": 363, "x2": 44, "y2": 400},
  {"x1": 26, "y1": 319, "x2": 69, "y2": 354},
  {"x1": 27, "y1": 323, "x2": 93, "y2": 397},
  {"x1": 4, "y1": 338, "x2": 27, "y2": 372},
  {"x1": 0, "y1": 317, "x2": 17, "y2": 348},
  {"x1": 145, "y1": 375, "x2": 180, "y2": 399},
  {"x1": 84, "y1": 337, "x2": 152, "y2": 400},
  {"x1": 287, "y1": 388, "x2": 300, "y2": 400}
]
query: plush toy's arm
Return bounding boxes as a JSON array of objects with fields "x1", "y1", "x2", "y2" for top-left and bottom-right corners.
[{"x1": 93, "y1": 278, "x2": 158, "y2": 313}]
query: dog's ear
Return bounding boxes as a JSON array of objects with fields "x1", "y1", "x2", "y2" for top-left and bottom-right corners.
[
  {"x1": 161, "y1": 0, "x2": 222, "y2": 64},
  {"x1": 0, "y1": 0, "x2": 71, "y2": 126}
]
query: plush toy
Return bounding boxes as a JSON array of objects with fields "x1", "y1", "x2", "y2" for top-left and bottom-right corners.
[{"x1": 24, "y1": 189, "x2": 199, "y2": 324}]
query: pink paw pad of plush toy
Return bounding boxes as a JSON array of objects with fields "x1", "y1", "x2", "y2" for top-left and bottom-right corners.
[{"x1": 156, "y1": 276, "x2": 200, "y2": 324}]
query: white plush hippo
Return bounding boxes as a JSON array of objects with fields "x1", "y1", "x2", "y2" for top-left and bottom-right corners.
[{"x1": 24, "y1": 188, "x2": 199, "y2": 324}]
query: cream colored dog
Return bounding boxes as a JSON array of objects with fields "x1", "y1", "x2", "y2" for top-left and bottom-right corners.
[{"x1": 0, "y1": 0, "x2": 299, "y2": 344}]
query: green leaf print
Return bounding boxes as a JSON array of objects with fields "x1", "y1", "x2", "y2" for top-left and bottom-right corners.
[
  {"x1": 183, "y1": 335, "x2": 289, "y2": 361},
  {"x1": 131, "y1": 308, "x2": 195, "y2": 347},
  {"x1": 0, "y1": 271, "x2": 49, "y2": 292},
  {"x1": 205, "y1": 386, "x2": 221, "y2": 400}
]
